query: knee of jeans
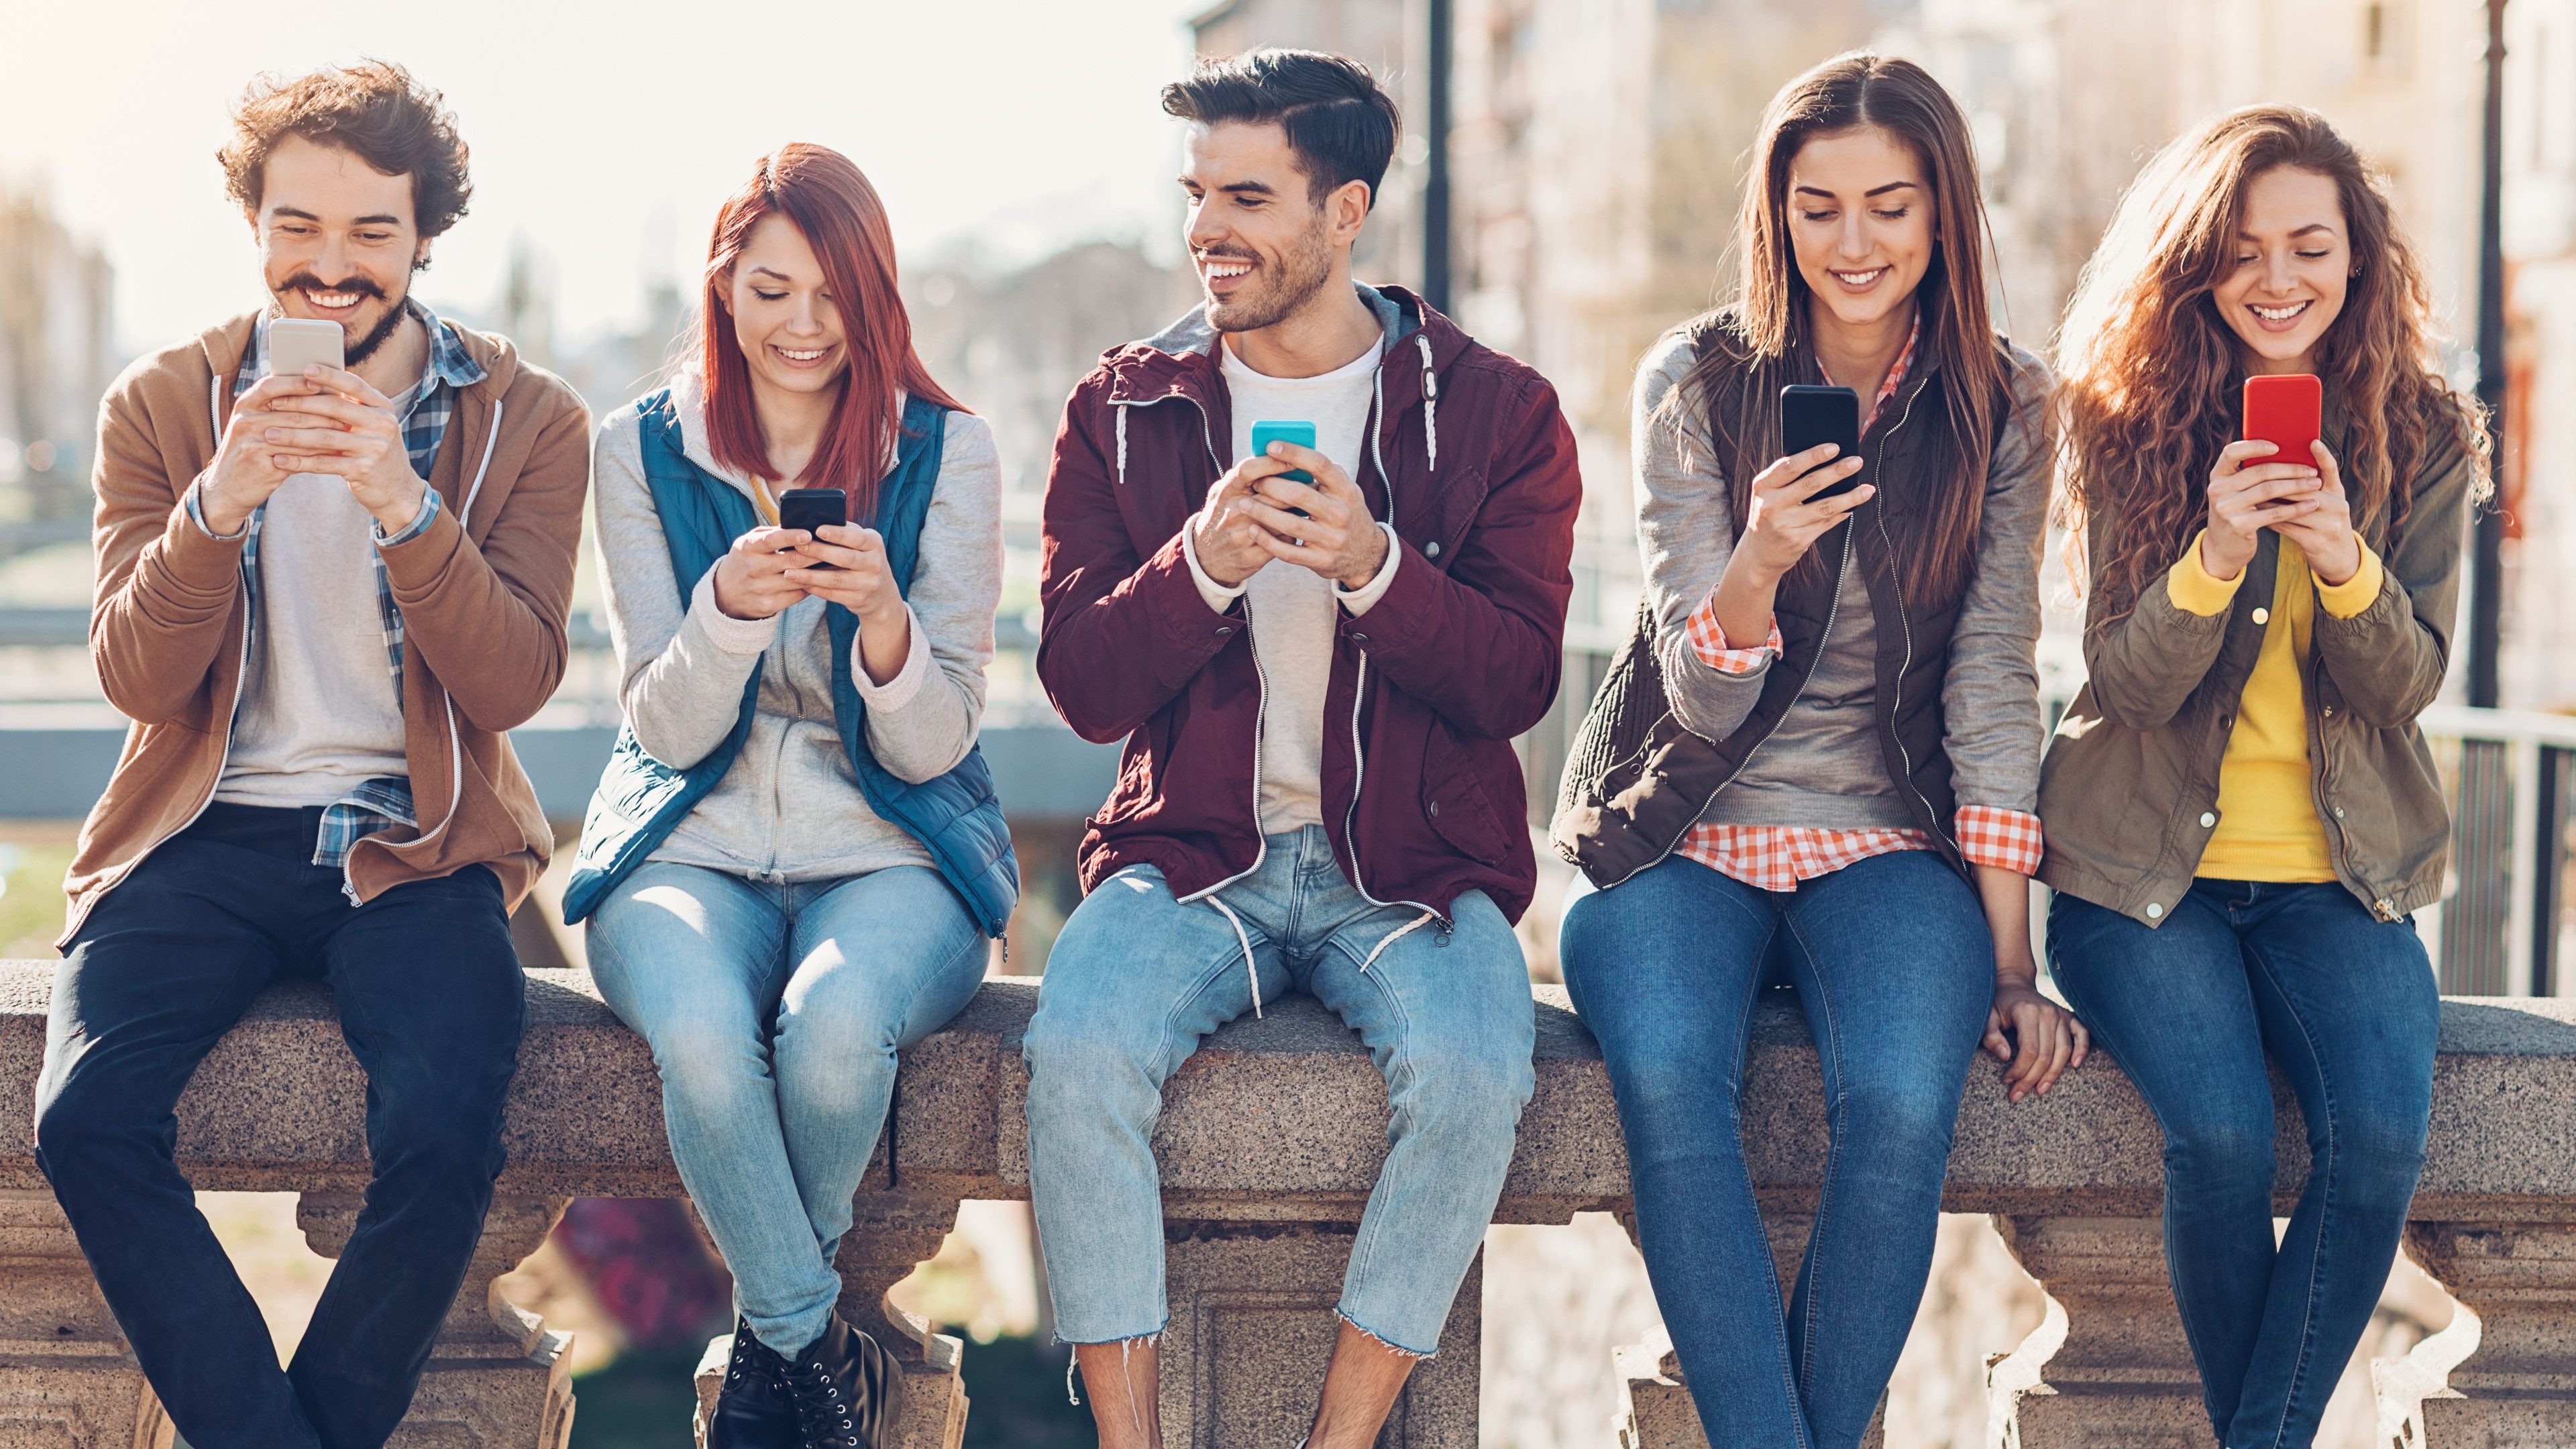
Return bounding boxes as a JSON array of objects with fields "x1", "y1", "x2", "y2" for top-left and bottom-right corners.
[
  {"x1": 647, "y1": 1012, "x2": 772, "y2": 1105},
  {"x1": 1392, "y1": 1035, "x2": 1535, "y2": 1136},
  {"x1": 374, "y1": 1100, "x2": 505, "y2": 1182},
  {"x1": 2163, "y1": 1108, "x2": 2277, "y2": 1188},
  {"x1": 32, "y1": 1069, "x2": 149, "y2": 1172},
  {"x1": 1832, "y1": 1077, "x2": 1961, "y2": 1155},
  {"x1": 2323, "y1": 1107, "x2": 2430, "y2": 1205},
  {"x1": 1022, "y1": 1010, "x2": 1159, "y2": 1115},
  {"x1": 774, "y1": 1024, "x2": 897, "y2": 1111}
]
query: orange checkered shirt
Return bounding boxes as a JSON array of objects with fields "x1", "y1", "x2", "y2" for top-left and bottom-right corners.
[{"x1": 1673, "y1": 317, "x2": 2044, "y2": 890}]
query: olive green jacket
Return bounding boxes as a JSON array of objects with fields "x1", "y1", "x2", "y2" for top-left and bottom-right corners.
[{"x1": 2036, "y1": 405, "x2": 2478, "y2": 927}]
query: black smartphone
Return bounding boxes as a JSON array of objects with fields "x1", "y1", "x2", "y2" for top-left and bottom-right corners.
[
  {"x1": 1780, "y1": 384, "x2": 1863, "y2": 500},
  {"x1": 776, "y1": 488, "x2": 847, "y2": 568}
]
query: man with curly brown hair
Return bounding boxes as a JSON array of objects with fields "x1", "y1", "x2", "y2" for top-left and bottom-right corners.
[{"x1": 30, "y1": 60, "x2": 588, "y2": 1449}]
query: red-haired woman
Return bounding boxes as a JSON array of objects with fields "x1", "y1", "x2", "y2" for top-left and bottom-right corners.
[
  {"x1": 2042, "y1": 107, "x2": 2484, "y2": 1449},
  {"x1": 564, "y1": 144, "x2": 1017, "y2": 1449}
]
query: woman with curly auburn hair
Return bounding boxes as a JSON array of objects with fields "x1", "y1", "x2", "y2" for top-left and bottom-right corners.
[{"x1": 2040, "y1": 105, "x2": 2487, "y2": 1449}]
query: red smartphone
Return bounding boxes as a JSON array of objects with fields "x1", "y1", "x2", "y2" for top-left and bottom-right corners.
[{"x1": 2242, "y1": 374, "x2": 2322, "y2": 468}]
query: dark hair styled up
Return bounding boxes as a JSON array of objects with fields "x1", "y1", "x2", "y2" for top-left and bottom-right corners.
[
  {"x1": 1678, "y1": 51, "x2": 2006, "y2": 607},
  {"x1": 218, "y1": 60, "x2": 472, "y2": 248},
  {"x1": 1162, "y1": 49, "x2": 1401, "y2": 209}
]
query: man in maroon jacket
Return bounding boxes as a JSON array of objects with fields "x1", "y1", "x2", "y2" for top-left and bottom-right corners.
[{"x1": 1021, "y1": 48, "x2": 1580, "y2": 1449}]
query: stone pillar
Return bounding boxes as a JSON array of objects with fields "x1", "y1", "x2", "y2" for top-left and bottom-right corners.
[
  {"x1": 0, "y1": 1188, "x2": 172, "y2": 1449},
  {"x1": 830, "y1": 1189, "x2": 970, "y2": 1449},
  {"x1": 1611, "y1": 1210, "x2": 1885, "y2": 1449},
  {"x1": 2400, "y1": 1220, "x2": 2576, "y2": 1447},
  {"x1": 1989, "y1": 1214, "x2": 2210, "y2": 1448},
  {"x1": 1148, "y1": 1218, "x2": 1477, "y2": 1449},
  {"x1": 298, "y1": 1191, "x2": 574, "y2": 1449}
]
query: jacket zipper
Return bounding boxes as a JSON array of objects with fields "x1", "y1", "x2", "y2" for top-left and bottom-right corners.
[
  {"x1": 1120, "y1": 390, "x2": 1278, "y2": 905},
  {"x1": 1338, "y1": 361, "x2": 1451, "y2": 926},
  {"x1": 1869, "y1": 383, "x2": 1958, "y2": 857}
]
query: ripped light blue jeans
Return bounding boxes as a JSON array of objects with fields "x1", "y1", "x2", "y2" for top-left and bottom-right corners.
[
  {"x1": 1022, "y1": 826, "x2": 1536, "y2": 1356},
  {"x1": 588, "y1": 861, "x2": 987, "y2": 1357}
]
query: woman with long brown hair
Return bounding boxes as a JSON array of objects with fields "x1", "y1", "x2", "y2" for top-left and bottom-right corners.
[
  {"x1": 2041, "y1": 106, "x2": 2485, "y2": 1449},
  {"x1": 564, "y1": 144, "x2": 1017, "y2": 1449},
  {"x1": 1551, "y1": 53, "x2": 2081, "y2": 1448}
]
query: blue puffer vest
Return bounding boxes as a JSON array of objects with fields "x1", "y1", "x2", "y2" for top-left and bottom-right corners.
[{"x1": 561, "y1": 389, "x2": 1019, "y2": 934}]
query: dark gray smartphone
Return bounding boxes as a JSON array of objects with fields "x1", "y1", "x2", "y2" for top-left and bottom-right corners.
[
  {"x1": 776, "y1": 488, "x2": 847, "y2": 568},
  {"x1": 1780, "y1": 384, "x2": 1863, "y2": 500}
]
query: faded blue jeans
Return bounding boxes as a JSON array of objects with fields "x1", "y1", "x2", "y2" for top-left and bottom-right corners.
[
  {"x1": 1022, "y1": 826, "x2": 1536, "y2": 1356},
  {"x1": 1558, "y1": 849, "x2": 1996, "y2": 1449},
  {"x1": 2047, "y1": 879, "x2": 2438, "y2": 1449},
  {"x1": 588, "y1": 862, "x2": 987, "y2": 1358}
]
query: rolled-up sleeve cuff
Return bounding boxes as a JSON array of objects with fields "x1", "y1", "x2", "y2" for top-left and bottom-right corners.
[
  {"x1": 1956, "y1": 805, "x2": 2044, "y2": 875},
  {"x1": 183, "y1": 478, "x2": 250, "y2": 541},
  {"x1": 1335, "y1": 523, "x2": 1403, "y2": 617},
  {"x1": 1180, "y1": 515, "x2": 1249, "y2": 614},
  {"x1": 2314, "y1": 542, "x2": 2387, "y2": 620},
  {"x1": 1685, "y1": 587, "x2": 1782, "y2": 675},
  {"x1": 2165, "y1": 530, "x2": 2246, "y2": 618},
  {"x1": 851, "y1": 603, "x2": 932, "y2": 710},
  {"x1": 370, "y1": 488, "x2": 440, "y2": 547},
  {"x1": 688, "y1": 570, "x2": 782, "y2": 655}
]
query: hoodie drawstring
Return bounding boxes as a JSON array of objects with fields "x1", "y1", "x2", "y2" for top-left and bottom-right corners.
[
  {"x1": 1360, "y1": 910, "x2": 1439, "y2": 973},
  {"x1": 1205, "y1": 894, "x2": 1263, "y2": 1017},
  {"x1": 1114, "y1": 405, "x2": 1129, "y2": 486},
  {"x1": 1415, "y1": 334, "x2": 1439, "y2": 471}
]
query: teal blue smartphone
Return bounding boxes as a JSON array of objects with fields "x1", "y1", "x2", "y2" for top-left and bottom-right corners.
[{"x1": 1248, "y1": 420, "x2": 1317, "y2": 484}]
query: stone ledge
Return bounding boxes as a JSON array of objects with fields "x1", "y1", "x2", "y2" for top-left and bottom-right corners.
[{"x1": 5, "y1": 962, "x2": 2572, "y2": 1218}]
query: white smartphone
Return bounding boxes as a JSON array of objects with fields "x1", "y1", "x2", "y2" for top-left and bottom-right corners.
[{"x1": 266, "y1": 317, "x2": 344, "y2": 380}]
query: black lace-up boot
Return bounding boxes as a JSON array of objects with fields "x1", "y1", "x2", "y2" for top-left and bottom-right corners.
[
  {"x1": 707, "y1": 1316, "x2": 799, "y2": 1449},
  {"x1": 776, "y1": 1312, "x2": 901, "y2": 1449}
]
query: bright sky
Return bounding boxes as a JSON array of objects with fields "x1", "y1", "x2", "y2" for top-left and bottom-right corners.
[{"x1": 0, "y1": 0, "x2": 1210, "y2": 353}]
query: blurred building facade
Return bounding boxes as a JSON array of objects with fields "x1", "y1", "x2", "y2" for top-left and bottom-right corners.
[{"x1": 0, "y1": 182, "x2": 114, "y2": 530}]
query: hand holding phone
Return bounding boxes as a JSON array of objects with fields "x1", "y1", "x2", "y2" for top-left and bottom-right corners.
[
  {"x1": 2200, "y1": 374, "x2": 2328, "y2": 580},
  {"x1": 1780, "y1": 385, "x2": 1863, "y2": 500},
  {"x1": 775, "y1": 488, "x2": 848, "y2": 568}
]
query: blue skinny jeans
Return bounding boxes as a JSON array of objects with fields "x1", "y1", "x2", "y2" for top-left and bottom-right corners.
[
  {"x1": 587, "y1": 861, "x2": 987, "y2": 1357},
  {"x1": 1558, "y1": 849, "x2": 1994, "y2": 1449},
  {"x1": 2046, "y1": 879, "x2": 2437, "y2": 1449}
]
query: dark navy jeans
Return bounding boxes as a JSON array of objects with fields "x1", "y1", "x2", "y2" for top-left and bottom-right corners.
[
  {"x1": 2046, "y1": 879, "x2": 2437, "y2": 1449},
  {"x1": 1559, "y1": 849, "x2": 1994, "y2": 1449},
  {"x1": 34, "y1": 803, "x2": 526, "y2": 1449}
]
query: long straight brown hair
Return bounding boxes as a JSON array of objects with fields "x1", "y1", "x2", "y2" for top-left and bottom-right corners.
[
  {"x1": 1676, "y1": 52, "x2": 2005, "y2": 606},
  {"x1": 695, "y1": 144, "x2": 965, "y2": 520},
  {"x1": 2056, "y1": 106, "x2": 2487, "y2": 617}
]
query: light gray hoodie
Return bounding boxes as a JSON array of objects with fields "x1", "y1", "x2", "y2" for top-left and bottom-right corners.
[{"x1": 590, "y1": 373, "x2": 1003, "y2": 881}]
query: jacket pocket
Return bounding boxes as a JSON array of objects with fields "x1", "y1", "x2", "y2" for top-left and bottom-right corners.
[{"x1": 1422, "y1": 728, "x2": 1515, "y2": 866}]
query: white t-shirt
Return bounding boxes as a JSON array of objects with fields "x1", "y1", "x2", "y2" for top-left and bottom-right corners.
[{"x1": 1185, "y1": 335, "x2": 1400, "y2": 833}]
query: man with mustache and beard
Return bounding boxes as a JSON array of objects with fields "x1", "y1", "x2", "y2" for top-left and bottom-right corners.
[
  {"x1": 32, "y1": 61, "x2": 586, "y2": 1449},
  {"x1": 1024, "y1": 48, "x2": 1581, "y2": 1449}
]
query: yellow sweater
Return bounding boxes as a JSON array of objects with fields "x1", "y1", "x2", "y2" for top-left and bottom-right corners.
[{"x1": 2165, "y1": 531, "x2": 2385, "y2": 882}]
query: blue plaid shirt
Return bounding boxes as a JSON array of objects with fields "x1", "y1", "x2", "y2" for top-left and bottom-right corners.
[{"x1": 186, "y1": 299, "x2": 487, "y2": 875}]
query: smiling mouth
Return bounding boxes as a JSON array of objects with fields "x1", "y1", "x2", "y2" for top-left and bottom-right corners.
[
  {"x1": 2250, "y1": 301, "x2": 2312, "y2": 323},
  {"x1": 773, "y1": 345, "x2": 832, "y2": 364},
  {"x1": 1831, "y1": 266, "x2": 1888, "y2": 288},
  {"x1": 303, "y1": 289, "x2": 366, "y2": 311},
  {"x1": 1199, "y1": 256, "x2": 1254, "y2": 285}
]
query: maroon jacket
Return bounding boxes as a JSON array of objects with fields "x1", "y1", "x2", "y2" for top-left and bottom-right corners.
[{"x1": 1036, "y1": 284, "x2": 1580, "y2": 923}]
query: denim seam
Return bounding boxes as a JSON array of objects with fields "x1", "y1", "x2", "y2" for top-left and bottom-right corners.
[
  {"x1": 2047, "y1": 940, "x2": 2243, "y2": 1409},
  {"x1": 2239, "y1": 933, "x2": 2340, "y2": 1449},
  {"x1": 1336, "y1": 953, "x2": 1419, "y2": 1313},
  {"x1": 1778, "y1": 908, "x2": 1845, "y2": 1408},
  {"x1": 1728, "y1": 914, "x2": 1809, "y2": 1444}
]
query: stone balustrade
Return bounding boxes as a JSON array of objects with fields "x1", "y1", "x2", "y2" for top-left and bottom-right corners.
[{"x1": 1, "y1": 960, "x2": 2571, "y2": 1448}]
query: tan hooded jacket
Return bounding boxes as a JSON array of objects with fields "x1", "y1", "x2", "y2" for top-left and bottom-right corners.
[{"x1": 62, "y1": 311, "x2": 590, "y2": 945}]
